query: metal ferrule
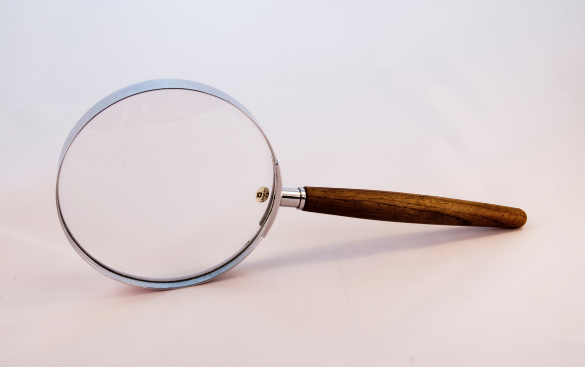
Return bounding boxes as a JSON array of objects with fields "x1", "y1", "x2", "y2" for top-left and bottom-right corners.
[{"x1": 281, "y1": 187, "x2": 306, "y2": 210}]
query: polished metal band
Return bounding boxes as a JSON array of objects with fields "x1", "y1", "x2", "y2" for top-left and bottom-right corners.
[
  {"x1": 280, "y1": 187, "x2": 306, "y2": 210},
  {"x1": 56, "y1": 79, "x2": 283, "y2": 290}
]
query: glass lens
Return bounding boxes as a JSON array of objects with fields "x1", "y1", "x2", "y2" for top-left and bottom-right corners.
[{"x1": 58, "y1": 89, "x2": 275, "y2": 280}]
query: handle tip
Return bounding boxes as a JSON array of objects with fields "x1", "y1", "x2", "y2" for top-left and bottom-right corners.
[
  {"x1": 510, "y1": 208, "x2": 527, "y2": 228},
  {"x1": 501, "y1": 207, "x2": 527, "y2": 228}
]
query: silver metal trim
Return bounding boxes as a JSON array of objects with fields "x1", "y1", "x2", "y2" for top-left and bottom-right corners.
[
  {"x1": 298, "y1": 187, "x2": 307, "y2": 210},
  {"x1": 281, "y1": 187, "x2": 301, "y2": 208},
  {"x1": 56, "y1": 79, "x2": 282, "y2": 290},
  {"x1": 280, "y1": 187, "x2": 306, "y2": 210}
]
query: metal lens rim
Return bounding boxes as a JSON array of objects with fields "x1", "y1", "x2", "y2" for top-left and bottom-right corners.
[{"x1": 56, "y1": 79, "x2": 282, "y2": 289}]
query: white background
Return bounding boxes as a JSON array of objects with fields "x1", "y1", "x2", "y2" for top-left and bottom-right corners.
[{"x1": 1, "y1": 0, "x2": 584, "y2": 365}]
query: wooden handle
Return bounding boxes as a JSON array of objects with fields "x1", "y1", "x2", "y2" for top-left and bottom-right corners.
[{"x1": 302, "y1": 187, "x2": 527, "y2": 228}]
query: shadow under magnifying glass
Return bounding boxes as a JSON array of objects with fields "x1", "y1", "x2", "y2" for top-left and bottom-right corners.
[
  {"x1": 110, "y1": 226, "x2": 517, "y2": 292},
  {"x1": 213, "y1": 226, "x2": 517, "y2": 283}
]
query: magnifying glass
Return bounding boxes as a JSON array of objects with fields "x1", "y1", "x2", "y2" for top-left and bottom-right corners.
[{"x1": 56, "y1": 79, "x2": 527, "y2": 289}]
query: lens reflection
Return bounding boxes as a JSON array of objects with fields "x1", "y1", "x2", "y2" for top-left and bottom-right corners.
[{"x1": 58, "y1": 89, "x2": 274, "y2": 280}]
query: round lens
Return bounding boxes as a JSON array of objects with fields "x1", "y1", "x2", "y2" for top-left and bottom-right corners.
[{"x1": 58, "y1": 87, "x2": 276, "y2": 281}]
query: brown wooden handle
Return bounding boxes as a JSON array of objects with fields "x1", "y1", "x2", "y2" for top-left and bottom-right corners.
[{"x1": 302, "y1": 187, "x2": 527, "y2": 228}]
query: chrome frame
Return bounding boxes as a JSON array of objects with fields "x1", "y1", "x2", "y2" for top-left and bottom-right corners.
[{"x1": 56, "y1": 79, "x2": 282, "y2": 290}]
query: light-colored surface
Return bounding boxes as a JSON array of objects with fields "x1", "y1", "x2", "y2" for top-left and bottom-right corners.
[{"x1": 1, "y1": 0, "x2": 584, "y2": 365}]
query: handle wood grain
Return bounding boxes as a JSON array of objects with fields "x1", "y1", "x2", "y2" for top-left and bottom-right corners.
[{"x1": 302, "y1": 187, "x2": 527, "y2": 228}]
